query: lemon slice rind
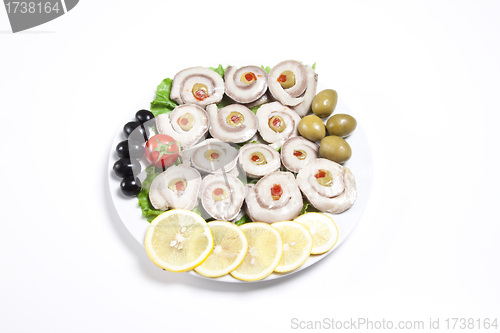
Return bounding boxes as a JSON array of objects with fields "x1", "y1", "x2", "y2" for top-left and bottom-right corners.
[
  {"x1": 272, "y1": 221, "x2": 313, "y2": 273},
  {"x1": 145, "y1": 209, "x2": 214, "y2": 272},
  {"x1": 194, "y1": 221, "x2": 248, "y2": 278},
  {"x1": 294, "y1": 213, "x2": 339, "y2": 255},
  {"x1": 230, "y1": 222, "x2": 283, "y2": 281}
]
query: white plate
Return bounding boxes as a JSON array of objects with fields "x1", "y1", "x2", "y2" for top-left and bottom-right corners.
[{"x1": 107, "y1": 77, "x2": 373, "y2": 283}]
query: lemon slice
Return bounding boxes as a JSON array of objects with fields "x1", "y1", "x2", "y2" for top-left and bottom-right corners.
[
  {"x1": 194, "y1": 221, "x2": 248, "y2": 278},
  {"x1": 271, "y1": 221, "x2": 313, "y2": 273},
  {"x1": 144, "y1": 209, "x2": 214, "y2": 272},
  {"x1": 294, "y1": 213, "x2": 339, "y2": 255},
  {"x1": 230, "y1": 222, "x2": 283, "y2": 281}
]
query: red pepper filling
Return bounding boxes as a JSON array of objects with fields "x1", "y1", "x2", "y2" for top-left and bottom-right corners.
[
  {"x1": 277, "y1": 74, "x2": 287, "y2": 83},
  {"x1": 273, "y1": 117, "x2": 281, "y2": 127},
  {"x1": 251, "y1": 155, "x2": 260, "y2": 162},
  {"x1": 271, "y1": 184, "x2": 283, "y2": 201},
  {"x1": 178, "y1": 117, "x2": 189, "y2": 126},
  {"x1": 315, "y1": 170, "x2": 326, "y2": 179},
  {"x1": 211, "y1": 152, "x2": 219, "y2": 159},
  {"x1": 268, "y1": 117, "x2": 283, "y2": 129},
  {"x1": 194, "y1": 89, "x2": 208, "y2": 101},
  {"x1": 230, "y1": 115, "x2": 240, "y2": 123},
  {"x1": 175, "y1": 181, "x2": 185, "y2": 191},
  {"x1": 293, "y1": 150, "x2": 303, "y2": 157},
  {"x1": 245, "y1": 72, "x2": 257, "y2": 82},
  {"x1": 213, "y1": 188, "x2": 224, "y2": 196}
]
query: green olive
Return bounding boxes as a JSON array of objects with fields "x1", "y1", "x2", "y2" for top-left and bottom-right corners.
[
  {"x1": 278, "y1": 70, "x2": 296, "y2": 89},
  {"x1": 168, "y1": 178, "x2": 187, "y2": 192},
  {"x1": 315, "y1": 169, "x2": 333, "y2": 187},
  {"x1": 312, "y1": 89, "x2": 338, "y2": 118},
  {"x1": 227, "y1": 111, "x2": 245, "y2": 127},
  {"x1": 298, "y1": 115, "x2": 326, "y2": 142},
  {"x1": 326, "y1": 114, "x2": 357, "y2": 137},
  {"x1": 192, "y1": 83, "x2": 208, "y2": 101},
  {"x1": 177, "y1": 113, "x2": 195, "y2": 131},
  {"x1": 319, "y1": 135, "x2": 352, "y2": 164},
  {"x1": 250, "y1": 151, "x2": 267, "y2": 165},
  {"x1": 268, "y1": 115, "x2": 286, "y2": 133}
]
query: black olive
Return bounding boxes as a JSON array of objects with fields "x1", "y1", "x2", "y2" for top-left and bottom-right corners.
[
  {"x1": 116, "y1": 140, "x2": 144, "y2": 159},
  {"x1": 120, "y1": 176, "x2": 141, "y2": 197},
  {"x1": 128, "y1": 141, "x2": 144, "y2": 159},
  {"x1": 113, "y1": 158, "x2": 141, "y2": 178},
  {"x1": 123, "y1": 121, "x2": 142, "y2": 138},
  {"x1": 116, "y1": 140, "x2": 129, "y2": 158},
  {"x1": 142, "y1": 119, "x2": 157, "y2": 140},
  {"x1": 135, "y1": 110, "x2": 154, "y2": 124}
]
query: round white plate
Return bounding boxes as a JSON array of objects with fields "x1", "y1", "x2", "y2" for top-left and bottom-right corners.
[{"x1": 107, "y1": 76, "x2": 373, "y2": 283}]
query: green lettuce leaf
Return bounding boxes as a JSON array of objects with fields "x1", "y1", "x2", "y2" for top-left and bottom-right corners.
[
  {"x1": 150, "y1": 78, "x2": 178, "y2": 117},
  {"x1": 137, "y1": 166, "x2": 164, "y2": 222},
  {"x1": 191, "y1": 206, "x2": 202, "y2": 216},
  {"x1": 261, "y1": 65, "x2": 271, "y2": 74},
  {"x1": 142, "y1": 166, "x2": 160, "y2": 188},
  {"x1": 312, "y1": 62, "x2": 317, "y2": 70},
  {"x1": 235, "y1": 214, "x2": 251, "y2": 226},
  {"x1": 300, "y1": 198, "x2": 320, "y2": 215},
  {"x1": 216, "y1": 95, "x2": 233, "y2": 109},
  {"x1": 249, "y1": 105, "x2": 261, "y2": 114},
  {"x1": 209, "y1": 64, "x2": 226, "y2": 78},
  {"x1": 138, "y1": 191, "x2": 164, "y2": 222},
  {"x1": 236, "y1": 139, "x2": 260, "y2": 149}
]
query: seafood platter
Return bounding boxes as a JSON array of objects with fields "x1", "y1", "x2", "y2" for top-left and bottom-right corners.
[{"x1": 108, "y1": 60, "x2": 373, "y2": 282}]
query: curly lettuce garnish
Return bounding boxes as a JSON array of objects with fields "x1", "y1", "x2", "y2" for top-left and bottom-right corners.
[
  {"x1": 235, "y1": 214, "x2": 251, "y2": 226},
  {"x1": 209, "y1": 64, "x2": 226, "y2": 78},
  {"x1": 300, "y1": 198, "x2": 320, "y2": 215},
  {"x1": 150, "y1": 78, "x2": 178, "y2": 117},
  {"x1": 138, "y1": 166, "x2": 164, "y2": 222},
  {"x1": 261, "y1": 65, "x2": 271, "y2": 74}
]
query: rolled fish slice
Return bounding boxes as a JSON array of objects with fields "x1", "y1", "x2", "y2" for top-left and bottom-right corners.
[
  {"x1": 245, "y1": 171, "x2": 303, "y2": 223},
  {"x1": 296, "y1": 158, "x2": 356, "y2": 214},
  {"x1": 224, "y1": 65, "x2": 268, "y2": 103},
  {"x1": 148, "y1": 165, "x2": 202, "y2": 211},
  {"x1": 244, "y1": 92, "x2": 274, "y2": 109},
  {"x1": 156, "y1": 104, "x2": 208, "y2": 149},
  {"x1": 206, "y1": 104, "x2": 257, "y2": 143},
  {"x1": 238, "y1": 143, "x2": 281, "y2": 178},
  {"x1": 256, "y1": 101, "x2": 301, "y2": 148},
  {"x1": 268, "y1": 60, "x2": 308, "y2": 106},
  {"x1": 281, "y1": 137, "x2": 319, "y2": 173},
  {"x1": 290, "y1": 65, "x2": 318, "y2": 117},
  {"x1": 200, "y1": 173, "x2": 246, "y2": 221},
  {"x1": 180, "y1": 138, "x2": 239, "y2": 174},
  {"x1": 170, "y1": 66, "x2": 224, "y2": 107}
]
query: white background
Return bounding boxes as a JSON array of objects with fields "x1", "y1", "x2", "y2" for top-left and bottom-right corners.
[{"x1": 1, "y1": 1, "x2": 499, "y2": 332}]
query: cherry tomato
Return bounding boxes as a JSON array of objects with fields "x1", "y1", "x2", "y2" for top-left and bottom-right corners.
[{"x1": 144, "y1": 134, "x2": 180, "y2": 168}]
